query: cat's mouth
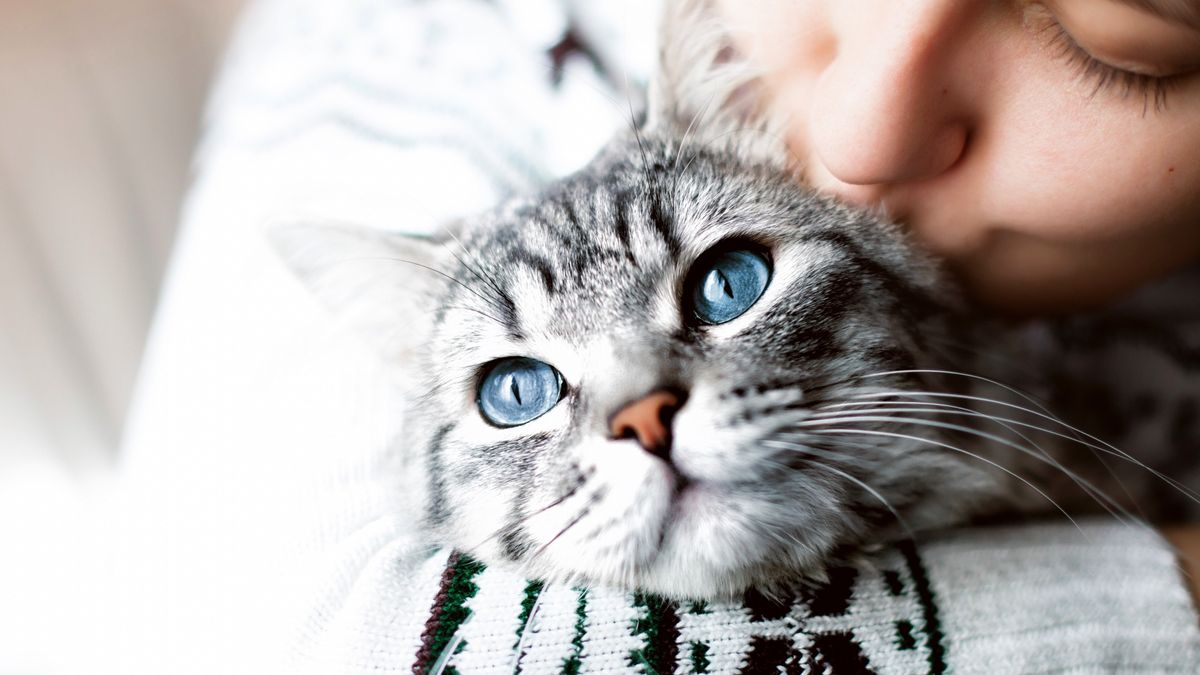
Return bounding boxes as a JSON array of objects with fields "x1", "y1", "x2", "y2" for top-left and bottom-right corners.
[
  {"x1": 658, "y1": 448, "x2": 747, "y2": 535},
  {"x1": 655, "y1": 462, "x2": 746, "y2": 542},
  {"x1": 665, "y1": 462, "x2": 694, "y2": 503},
  {"x1": 646, "y1": 457, "x2": 711, "y2": 547}
]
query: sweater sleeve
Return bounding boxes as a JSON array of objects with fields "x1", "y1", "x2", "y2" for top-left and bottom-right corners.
[{"x1": 370, "y1": 521, "x2": 1199, "y2": 674}]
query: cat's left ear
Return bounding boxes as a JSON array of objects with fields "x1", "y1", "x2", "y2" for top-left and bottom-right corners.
[{"x1": 269, "y1": 222, "x2": 453, "y2": 363}]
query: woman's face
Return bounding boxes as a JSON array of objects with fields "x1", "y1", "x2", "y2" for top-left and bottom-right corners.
[{"x1": 715, "y1": 0, "x2": 1200, "y2": 314}]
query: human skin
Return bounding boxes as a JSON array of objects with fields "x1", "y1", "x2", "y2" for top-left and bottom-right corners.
[
  {"x1": 1165, "y1": 529, "x2": 1200, "y2": 609},
  {"x1": 714, "y1": 0, "x2": 1200, "y2": 316}
]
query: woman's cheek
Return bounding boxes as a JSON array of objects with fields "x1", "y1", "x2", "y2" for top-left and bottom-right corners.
[{"x1": 989, "y1": 116, "x2": 1200, "y2": 246}]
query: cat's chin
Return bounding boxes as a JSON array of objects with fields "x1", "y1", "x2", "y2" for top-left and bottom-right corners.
[
  {"x1": 519, "y1": 480, "x2": 849, "y2": 600},
  {"x1": 628, "y1": 509, "x2": 838, "y2": 600},
  {"x1": 537, "y1": 537, "x2": 836, "y2": 602}
]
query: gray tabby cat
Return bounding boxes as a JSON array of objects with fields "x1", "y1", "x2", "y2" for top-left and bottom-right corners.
[{"x1": 273, "y1": 0, "x2": 1195, "y2": 599}]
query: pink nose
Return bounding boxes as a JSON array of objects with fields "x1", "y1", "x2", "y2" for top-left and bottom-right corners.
[{"x1": 609, "y1": 389, "x2": 683, "y2": 458}]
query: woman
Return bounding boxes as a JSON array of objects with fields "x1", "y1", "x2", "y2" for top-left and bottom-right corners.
[{"x1": 716, "y1": 0, "x2": 1200, "y2": 598}]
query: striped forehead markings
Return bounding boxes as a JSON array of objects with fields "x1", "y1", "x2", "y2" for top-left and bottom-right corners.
[
  {"x1": 606, "y1": 195, "x2": 640, "y2": 269},
  {"x1": 644, "y1": 185, "x2": 682, "y2": 257},
  {"x1": 505, "y1": 249, "x2": 558, "y2": 296},
  {"x1": 443, "y1": 252, "x2": 524, "y2": 339}
]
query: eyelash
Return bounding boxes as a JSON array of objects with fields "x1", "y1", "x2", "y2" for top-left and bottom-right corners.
[{"x1": 1038, "y1": 16, "x2": 1177, "y2": 113}]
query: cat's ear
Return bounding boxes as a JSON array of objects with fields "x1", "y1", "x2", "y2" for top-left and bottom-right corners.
[
  {"x1": 269, "y1": 222, "x2": 452, "y2": 363},
  {"x1": 644, "y1": 0, "x2": 786, "y2": 164}
]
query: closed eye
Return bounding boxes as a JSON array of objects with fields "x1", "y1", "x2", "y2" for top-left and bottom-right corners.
[{"x1": 1037, "y1": 12, "x2": 1182, "y2": 112}]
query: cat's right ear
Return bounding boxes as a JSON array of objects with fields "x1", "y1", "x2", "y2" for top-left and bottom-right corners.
[
  {"x1": 644, "y1": 0, "x2": 787, "y2": 166},
  {"x1": 268, "y1": 222, "x2": 452, "y2": 363}
]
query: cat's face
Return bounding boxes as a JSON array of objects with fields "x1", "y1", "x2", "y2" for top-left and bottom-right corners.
[{"x1": 279, "y1": 138, "x2": 1014, "y2": 598}]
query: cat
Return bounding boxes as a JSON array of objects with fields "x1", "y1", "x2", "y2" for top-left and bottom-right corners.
[{"x1": 271, "y1": 0, "x2": 1198, "y2": 599}]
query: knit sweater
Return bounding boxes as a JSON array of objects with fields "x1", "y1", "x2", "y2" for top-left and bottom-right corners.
[
  {"x1": 289, "y1": 521, "x2": 1200, "y2": 674},
  {"x1": 363, "y1": 522, "x2": 1199, "y2": 674}
]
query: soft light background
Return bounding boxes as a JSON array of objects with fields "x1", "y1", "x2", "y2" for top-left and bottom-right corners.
[{"x1": 0, "y1": 0, "x2": 244, "y2": 480}]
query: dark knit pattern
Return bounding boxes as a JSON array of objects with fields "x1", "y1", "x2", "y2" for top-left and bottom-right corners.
[
  {"x1": 410, "y1": 543, "x2": 947, "y2": 673},
  {"x1": 413, "y1": 553, "x2": 486, "y2": 674}
]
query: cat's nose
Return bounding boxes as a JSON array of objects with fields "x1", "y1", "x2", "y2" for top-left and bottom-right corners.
[{"x1": 609, "y1": 389, "x2": 685, "y2": 460}]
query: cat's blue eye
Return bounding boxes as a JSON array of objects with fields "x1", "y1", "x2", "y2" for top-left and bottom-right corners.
[
  {"x1": 691, "y1": 249, "x2": 771, "y2": 325},
  {"x1": 478, "y1": 357, "x2": 564, "y2": 427}
]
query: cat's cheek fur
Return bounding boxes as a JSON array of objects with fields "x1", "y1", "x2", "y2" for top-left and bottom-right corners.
[
  {"x1": 671, "y1": 381, "x2": 808, "y2": 481},
  {"x1": 507, "y1": 438, "x2": 675, "y2": 580}
]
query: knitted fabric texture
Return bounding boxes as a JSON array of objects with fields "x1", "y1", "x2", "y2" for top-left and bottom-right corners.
[
  {"x1": 409, "y1": 544, "x2": 939, "y2": 674},
  {"x1": 396, "y1": 523, "x2": 1199, "y2": 674}
]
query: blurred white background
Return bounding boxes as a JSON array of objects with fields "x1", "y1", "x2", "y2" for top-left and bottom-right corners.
[{"x1": 0, "y1": 0, "x2": 244, "y2": 479}]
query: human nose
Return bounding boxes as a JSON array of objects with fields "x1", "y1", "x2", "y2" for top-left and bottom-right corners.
[{"x1": 807, "y1": 2, "x2": 974, "y2": 188}]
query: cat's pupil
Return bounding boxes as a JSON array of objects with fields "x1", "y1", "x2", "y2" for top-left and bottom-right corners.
[
  {"x1": 478, "y1": 357, "x2": 562, "y2": 427},
  {"x1": 691, "y1": 248, "x2": 771, "y2": 325},
  {"x1": 715, "y1": 271, "x2": 733, "y2": 299}
]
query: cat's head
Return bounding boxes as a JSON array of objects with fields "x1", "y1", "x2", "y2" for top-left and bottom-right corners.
[{"x1": 273, "y1": 1, "x2": 1018, "y2": 597}]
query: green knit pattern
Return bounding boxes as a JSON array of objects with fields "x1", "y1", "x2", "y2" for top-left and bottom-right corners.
[{"x1": 409, "y1": 546, "x2": 943, "y2": 674}]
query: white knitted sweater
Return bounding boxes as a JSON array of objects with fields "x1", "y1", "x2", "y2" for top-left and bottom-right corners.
[{"x1": 336, "y1": 523, "x2": 1198, "y2": 673}]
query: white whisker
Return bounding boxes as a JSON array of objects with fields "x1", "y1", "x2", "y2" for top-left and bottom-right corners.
[
  {"x1": 802, "y1": 406, "x2": 1135, "y2": 522},
  {"x1": 809, "y1": 426, "x2": 1086, "y2": 535},
  {"x1": 530, "y1": 492, "x2": 601, "y2": 563},
  {"x1": 835, "y1": 389, "x2": 1200, "y2": 508},
  {"x1": 841, "y1": 373, "x2": 1160, "y2": 514},
  {"x1": 430, "y1": 609, "x2": 473, "y2": 675},
  {"x1": 763, "y1": 439, "x2": 916, "y2": 540},
  {"x1": 462, "y1": 481, "x2": 588, "y2": 556},
  {"x1": 510, "y1": 583, "x2": 546, "y2": 673}
]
